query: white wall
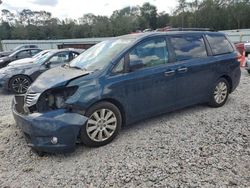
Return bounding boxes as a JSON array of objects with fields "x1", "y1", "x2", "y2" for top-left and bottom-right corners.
[
  {"x1": 1, "y1": 38, "x2": 112, "y2": 51},
  {"x1": 220, "y1": 29, "x2": 250, "y2": 42}
]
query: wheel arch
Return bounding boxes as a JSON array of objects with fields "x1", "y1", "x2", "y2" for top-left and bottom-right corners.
[
  {"x1": 219, "y1": 75, "x2": 233, "y2": 93},
  {"x1": 87, "y1": 98, "x2": 127, "y2": 126}
]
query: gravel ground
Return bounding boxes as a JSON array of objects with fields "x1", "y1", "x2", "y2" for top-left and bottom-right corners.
[{"x1": 0, "y1": 71, "x2": 249, "y2": 188}]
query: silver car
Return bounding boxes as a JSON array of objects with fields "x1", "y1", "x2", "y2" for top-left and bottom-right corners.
[{"x1": 245, "y1": 54, "x2": 250, "y2": 74}]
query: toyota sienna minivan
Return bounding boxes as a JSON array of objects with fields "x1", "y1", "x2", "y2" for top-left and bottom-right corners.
[{"x1": 12, "y1": 31, "x2": 241, "y2": 154}]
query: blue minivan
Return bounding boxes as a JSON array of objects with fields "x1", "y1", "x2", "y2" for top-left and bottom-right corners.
[{"x1": 12, "y1": 31, "x2": 241, "y2": 154}]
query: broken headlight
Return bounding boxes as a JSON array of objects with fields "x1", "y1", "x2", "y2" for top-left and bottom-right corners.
[{"x1": 37, "y1": 86, "x2": 78, "y2": 112}]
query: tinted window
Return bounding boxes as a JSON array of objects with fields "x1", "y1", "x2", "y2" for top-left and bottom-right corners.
[
  {"x1": 129, "y1": 38, "x2": 168, "y2": 69},
  {"x1": 206, "y1": 35, "x2": 234, "y2": 55},
  {"x1": 30, "y1": 49, "x2": 40, "y2": 56},
  {"x1": 16, "y1": 50, "x2": 30, "y2": 58},
  {"x1": 170, "y1": 35, "x2": 207, "y2": 61},
  {"x1": 49, "y1": 52, "x2": 70, "y2": 64},
  {"x1": 69, "y1": 52, "x2": 79, "y2": 61}
]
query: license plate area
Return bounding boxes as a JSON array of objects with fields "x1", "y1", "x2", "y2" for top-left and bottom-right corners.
[{"x1": 14, "y1": 95, "x2": 25, "y2": 114}]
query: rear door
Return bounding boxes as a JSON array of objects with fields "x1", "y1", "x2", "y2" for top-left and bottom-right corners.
[
  {"x1": 169, "y1": 34, "x2": 215, "y2": 107},
  {"x1": 205, "y1": 34, "x2": 239, "y2": 88}
]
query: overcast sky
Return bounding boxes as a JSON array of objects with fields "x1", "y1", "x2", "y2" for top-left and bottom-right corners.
[{"x1": 0, "y1": 0, "x2": 178, "y2": 19}]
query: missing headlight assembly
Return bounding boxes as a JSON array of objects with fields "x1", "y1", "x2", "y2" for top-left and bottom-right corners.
[{"x1": 36, "y1": 86, "x2": 78, "y2": 113}]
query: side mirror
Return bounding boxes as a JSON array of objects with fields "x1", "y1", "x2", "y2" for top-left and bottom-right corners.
[
  {"x1": 129, "y1": 60, "x2": 144, "y2": 72},
  {"x1": 44, "y1": 61, "x2": 51, "y2": 68}
]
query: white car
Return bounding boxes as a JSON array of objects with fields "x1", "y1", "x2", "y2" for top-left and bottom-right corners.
[{"x1": 8, "y1": 50, "x2": 50, "y2": 66}]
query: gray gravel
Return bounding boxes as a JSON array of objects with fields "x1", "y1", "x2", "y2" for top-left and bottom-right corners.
[{"x1": 0, "y1": 71, "x2": 249, "y2": 188}]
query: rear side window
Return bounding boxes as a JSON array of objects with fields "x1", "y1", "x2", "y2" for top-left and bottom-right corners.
[
  {"x1": 206, "y1": 35, "x2": 234, "y2": 55},
  {"x1": 170, "y1": 35, "x2": 207, "y2": 61}
]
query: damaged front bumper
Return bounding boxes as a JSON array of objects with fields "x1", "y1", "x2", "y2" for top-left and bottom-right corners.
[{"x1": 12, "y1": 95, "x2": 88, "y2": 153}]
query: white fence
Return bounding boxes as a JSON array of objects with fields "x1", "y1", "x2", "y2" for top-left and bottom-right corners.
[
  {"x1": 221, "y1": 29, "x2": 250, "y2": 42},
  {"x1": 1, "y1": 29, "x2": 250, "y2": 51},
  {"x1": 0, "y1": 38, "x2": 112, "y2": 51}
]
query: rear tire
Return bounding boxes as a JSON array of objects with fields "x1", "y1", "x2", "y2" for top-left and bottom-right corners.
[
  {"x1": 208, "y1": 78, "x2": 229, "y2": 108},
  {"x1": 80, "y1": 102, "x2": 122, "y2": 147},
  {"x1": 9, "y1": 75, "x2": 32, "y2": 94}
]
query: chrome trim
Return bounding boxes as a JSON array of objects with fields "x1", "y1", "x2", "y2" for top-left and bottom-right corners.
[{"x1": 25, "y1": 93, "x2": 41, "y2": 107}]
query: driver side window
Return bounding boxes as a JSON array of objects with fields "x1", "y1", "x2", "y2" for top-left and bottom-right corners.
[
  {"x1": 129, "y1": 38, "x2": 168, "y2": 71},
  {"x1": 16, "y1": 50, "x2": 30, "y2": 58}
]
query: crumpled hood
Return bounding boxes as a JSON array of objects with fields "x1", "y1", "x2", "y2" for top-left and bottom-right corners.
[
  {"x1": 8, "y1": 58, "x2": 33, "y2": 66},
  {"x1": 28, "y1": 65, "x2": 91, "y2": 93}
]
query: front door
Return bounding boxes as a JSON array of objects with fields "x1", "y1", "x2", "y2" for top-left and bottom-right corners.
[{"x1": 109, "y1": 37, "x2": 178, "y2": 121}]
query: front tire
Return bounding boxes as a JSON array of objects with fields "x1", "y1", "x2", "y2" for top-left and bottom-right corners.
[
  {"x1": 80, "y1": 102, "x2": 122, "y2": 147},
  {"x1": 9, "y1": 75, "x2": 32, "y2": 94},
  {"x1": 208, "y1": 78, "x2": 229, "y2": 108}
]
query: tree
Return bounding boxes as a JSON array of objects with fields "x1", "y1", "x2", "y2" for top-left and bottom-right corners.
[
  {"x1": 157, "y1": 12, "x2": 170, "y2": 28},
  {"x1": 1, "y1": 1, "x2": 250, "y2": 41},
  {"x1": 0, "y1": 22, "x2": 11, "y2": 39},
  {"x1": 140, "y1": 3, "x2": 158, "y2": 29},
  {"x1": 0, "y1": 9, "x2": 16, "y2": 25},
  {"x1": 175, "y1": 0, "x2": 188, "y2": 27}
]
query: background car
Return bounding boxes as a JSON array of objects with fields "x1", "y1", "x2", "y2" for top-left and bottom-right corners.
[
  {"x1": 0, "y1": 48, "x2": 42, "y2": 68},
  {"x1": 0, "y1": 49, "x2": 80, "y2": 94},
  {"x1": 245, "y1": 54, "x2": 250, "y2": 73},
  {"x1": 8, "y1": 50, "x2": 51, "y2": 66},
  {"x1": 244, "y1": 41, "x2": 250, "y2": 56},
  {"x1": 0, "y1": 44, "x2": 39, "y2": 58},
  {"x1": 234, "y1": 42, "x2": 246, "y2": 67}
]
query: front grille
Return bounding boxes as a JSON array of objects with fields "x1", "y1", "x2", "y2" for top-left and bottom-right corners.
[{"x1": 25, "y1": 93, "x2": 40, "y2": 107}]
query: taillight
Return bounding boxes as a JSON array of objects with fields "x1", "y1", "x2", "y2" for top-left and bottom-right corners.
[{"x1": 237, "y1": 51, "x2": 242, "y2": 63}]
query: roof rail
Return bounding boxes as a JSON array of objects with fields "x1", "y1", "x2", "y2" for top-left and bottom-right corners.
[{"x1": 166, "y1": 28, "x2": 216, "y2": 32}]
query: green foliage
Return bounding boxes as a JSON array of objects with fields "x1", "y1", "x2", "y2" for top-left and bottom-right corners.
[{"x1": 0, "y1": 1, "x2": 250, "y2": 40}]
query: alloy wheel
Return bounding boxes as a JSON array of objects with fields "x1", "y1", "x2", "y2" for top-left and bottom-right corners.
[
  {"x1": 213, "y1": 81, "x2": 228, "y2": 104},
  {"x1": 11, "y1": 77, "x2": 30, "y2": 94},
  {"x1": 86, "y1": 109, "x2": 117, "y2": 142}
]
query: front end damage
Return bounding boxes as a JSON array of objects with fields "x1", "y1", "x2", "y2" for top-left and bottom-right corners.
[{"x1": 12, "y1": 94, "x2": 88, "y2": 153}]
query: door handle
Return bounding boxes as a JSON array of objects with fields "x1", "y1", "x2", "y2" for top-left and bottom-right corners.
[
  {"x1": 177, "y1": 67, "x2": 188, "y2": 73},
  {"x1": 164, "y1": 70, "x2": 175, "y2": 76}
]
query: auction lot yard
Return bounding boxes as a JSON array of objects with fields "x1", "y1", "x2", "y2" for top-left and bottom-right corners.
[{"x1": 0, "y1": 70, "x2": 249, "y2": 187}]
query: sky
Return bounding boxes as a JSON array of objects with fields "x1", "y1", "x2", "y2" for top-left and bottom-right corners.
[{"x1": 0, "y1": 0, "x2": 178, "y2": 19}]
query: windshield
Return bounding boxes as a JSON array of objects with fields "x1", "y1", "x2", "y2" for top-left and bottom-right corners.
[
  {"x1": 9, "y1": 51, "x2": 19, "y2": 57},
  {"x1": 13, "y1": 45, "x2": 23, "y2": 51},
  {"x1": 69, "y1": 38, "x2": 135, "y2": 71},
  {"x1": 33, "y1": 51, "x2": 53, "y2": 64}
]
